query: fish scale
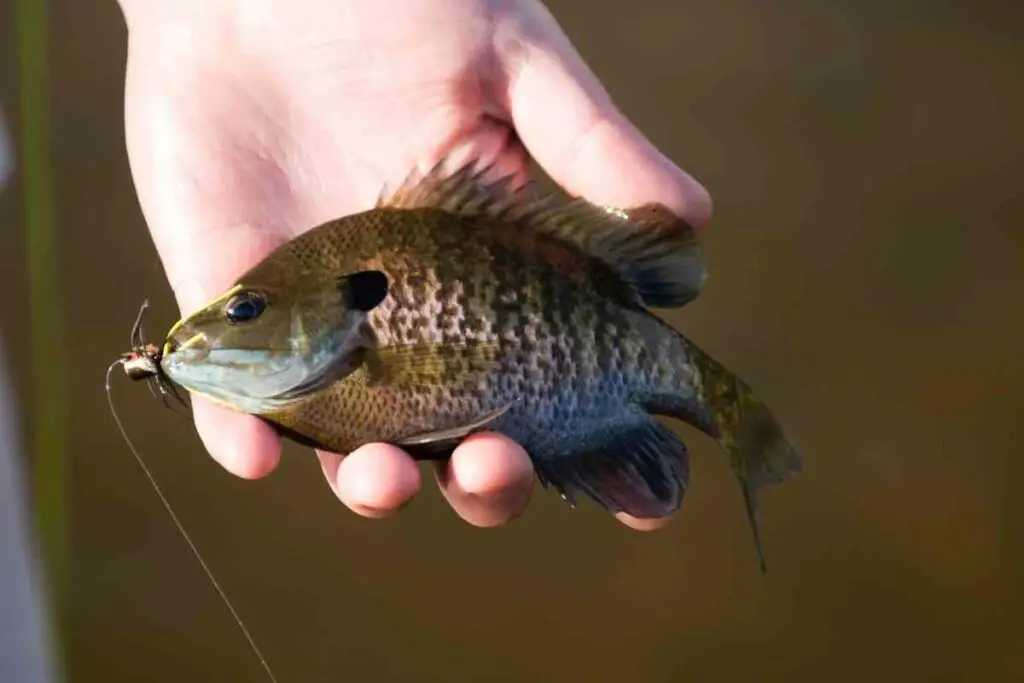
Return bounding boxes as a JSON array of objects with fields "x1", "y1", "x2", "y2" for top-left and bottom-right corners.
[{"x1": 271, "y1": 208, "x2": 648, "y2": 453}]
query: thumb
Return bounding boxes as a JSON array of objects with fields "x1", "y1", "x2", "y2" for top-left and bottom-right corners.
[
  {"x1": 499, "y1": 7, "x2": 708, "y2": 532},
  {"x1": 502, "y1": 8, "x2": 712, "y2": 224}
]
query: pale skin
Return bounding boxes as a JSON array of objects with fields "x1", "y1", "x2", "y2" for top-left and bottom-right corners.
[{"x1": 118, "y1": 0, "x2": 712, "y2": 528}]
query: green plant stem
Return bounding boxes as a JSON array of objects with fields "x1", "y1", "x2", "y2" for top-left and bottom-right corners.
[{"x1": 16, "y1": 0, "x2": 68, "y2": 677}]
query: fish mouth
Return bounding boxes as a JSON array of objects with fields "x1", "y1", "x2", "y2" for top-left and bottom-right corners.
[
  {"x1": 159, "y1": 343, "x2": 310, "y2": 409},
  {"x1": 161, "y1": 345, "x2": 287, "y2": 376},
  {"x1": 159, "y1": 332, "x2": 214, "y2": 371}
]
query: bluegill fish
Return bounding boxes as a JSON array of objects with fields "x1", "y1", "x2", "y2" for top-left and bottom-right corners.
[{"x1": 139, "y1": 161, "x2": 801, "y2": 569}]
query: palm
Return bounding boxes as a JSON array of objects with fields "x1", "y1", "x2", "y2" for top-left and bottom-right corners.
[{"x1": 120, "y1": 0, "x2": 710, "y2": 526}]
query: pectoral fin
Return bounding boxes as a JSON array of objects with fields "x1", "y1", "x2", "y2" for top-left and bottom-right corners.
[{"x1": 395, "y1": 401, "x2": 518, "y2": 460}]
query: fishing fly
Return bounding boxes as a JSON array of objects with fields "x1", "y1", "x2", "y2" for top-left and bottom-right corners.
[
  {"x1": 106, "y1": 300, "x2": 280, "y2": 683},
  {"x1": 119, "y1": 300, "x2": 189, "y2": 414}
]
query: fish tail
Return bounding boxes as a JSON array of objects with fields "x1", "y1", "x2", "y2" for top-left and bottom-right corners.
[{"x1": 683, "y1": 342, "x2": 802, "y2": 573}]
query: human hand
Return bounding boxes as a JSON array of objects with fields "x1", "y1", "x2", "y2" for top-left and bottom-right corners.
[{"x1": 119, "y1": 0, "x2": 712, "y2": 528}]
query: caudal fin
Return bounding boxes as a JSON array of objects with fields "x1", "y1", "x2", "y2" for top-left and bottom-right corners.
[{"x1": 688, "y1": 344, "x2": 803, "y2": 573}]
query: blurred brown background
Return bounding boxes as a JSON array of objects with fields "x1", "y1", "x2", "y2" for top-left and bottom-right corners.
[{"x1": 1, "y1": 0, "x2": 1021, "y2": 681}]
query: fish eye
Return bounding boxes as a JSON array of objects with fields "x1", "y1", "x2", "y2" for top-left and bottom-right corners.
[{"x1": 224, "y1": 291, "x2": 267, "y2": 324}]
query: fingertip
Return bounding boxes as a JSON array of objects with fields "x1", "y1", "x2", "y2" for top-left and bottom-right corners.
[
  {"x1": 436, "y1": 432, "x2": 534, "y2": 527},
  {"x1": 565, "y1": 112, "x2": 714, "y2": 228},
  {"x1": 192, "y1": 397, "x2": 281, "y2": 479},
  {"x1": 448, "y1": 432, "x2": 534, "y2": 495},
  {"x1": 332, "y1": 443, "x2": 421, "y2": 518},
  {"x1": 506, "y1": 34, "x2": 713, "y2": 228}
]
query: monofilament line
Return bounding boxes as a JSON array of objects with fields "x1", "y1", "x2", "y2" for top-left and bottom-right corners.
[{"x1": 106, "y1": 360, "x2": 280, "y2": 683}]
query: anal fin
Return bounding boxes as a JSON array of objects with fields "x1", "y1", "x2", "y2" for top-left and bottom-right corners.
[{"x1": 535, "y1": 410, "x2": 689, "y2": 520}]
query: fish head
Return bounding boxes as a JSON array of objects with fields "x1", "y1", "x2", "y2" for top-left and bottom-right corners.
[{"x1": 159, "y1": 270, "x2": 389, "y2": 413}]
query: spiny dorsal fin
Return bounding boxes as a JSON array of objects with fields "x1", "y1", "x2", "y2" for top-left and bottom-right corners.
[
  {"x1": 376, "y1": 158, "x2": 525, "y2": 216},
  {"x1": 377, "y1": 159, "x2": 708, "y2": 308}
]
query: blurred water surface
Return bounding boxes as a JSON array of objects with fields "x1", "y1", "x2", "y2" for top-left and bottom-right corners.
[{"x1": 0, "y1": 1, "x2": 1021, "y2": 681}]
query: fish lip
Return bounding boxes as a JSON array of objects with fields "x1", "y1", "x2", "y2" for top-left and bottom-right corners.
[
  {"x1": 161, "y1": 331, "x2": 209, "y2": 362},
  {"x1": 161, "y1": 346, "x2": 210, "y2": 369}
]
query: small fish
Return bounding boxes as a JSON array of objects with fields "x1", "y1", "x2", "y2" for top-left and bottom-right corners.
[{"x1": 129, "y1": 159, "x2": 802, "y2": 570}]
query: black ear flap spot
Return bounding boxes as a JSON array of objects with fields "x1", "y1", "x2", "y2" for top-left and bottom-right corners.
[{"x1": 341, "y1": 270, "x2": 389, "y2": 312}]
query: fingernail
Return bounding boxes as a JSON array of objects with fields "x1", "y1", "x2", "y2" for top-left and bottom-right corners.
[
  {"x1": 615, "y1": 512, "x2": 673, "y2": 531},
  {"x1": 350, "y1": 503, "x2": 392, "y2": 519},
  {"x1": 351, "y1": 497, "x2": 414, "y2": 519}
]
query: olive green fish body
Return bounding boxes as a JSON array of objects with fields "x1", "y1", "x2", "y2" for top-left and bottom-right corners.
[{"x1": 158, "y1": 162, "x2": 801, "y2": 569}]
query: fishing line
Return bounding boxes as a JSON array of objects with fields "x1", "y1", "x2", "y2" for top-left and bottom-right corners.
[{"x1": 105, "y1": 359, "x2": 280, "y2": 683}]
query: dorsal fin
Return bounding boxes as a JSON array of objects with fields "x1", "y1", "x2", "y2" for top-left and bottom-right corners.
[
  {"x1": 530, "y1": 201, "x2": 707, "y2": 308},
  {"x1": 377, "y1": 159, "x2": 708, "y2": 308},
  {"x1": 377, "y1": 158, "x2": 523, "y2": 215}
]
